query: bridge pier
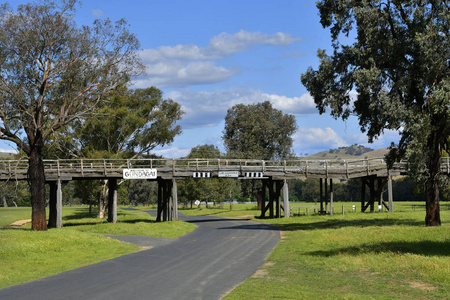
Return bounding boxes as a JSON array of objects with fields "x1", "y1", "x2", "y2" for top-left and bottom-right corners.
[
  {"x1": 361, "y1": 176, "x2": 393, "y2": 212},
  {"x1": 48, "y1": 180, "x2": 63, "y2": 228},
  {"x1": 107, "y1": 179, "x2": 118, "y2": 223},
  {"x1": 319, "y1": 178, "x2": 334, "y2": 215},
  {"x1": 156, "y1": 178, "x2": 178, "y2": 222},
  {"x1": 260, "y1": 179, "x2": 288, "y2": 219}
]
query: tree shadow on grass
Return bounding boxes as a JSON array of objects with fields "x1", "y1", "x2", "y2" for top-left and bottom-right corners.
[
  {"x1": 307, "y1": 240, "x2": 450, "y2": 257},
  {"x1": 271, "y1": 217, "x2": 423, "y2": 232},
  {"x1": 62, "y1": 208, "x2": 155, "y2": 227}
]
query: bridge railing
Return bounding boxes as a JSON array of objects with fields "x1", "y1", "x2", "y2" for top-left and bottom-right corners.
[{"x1": 0, "y1": 156, "x2": 447, "y2": 180}]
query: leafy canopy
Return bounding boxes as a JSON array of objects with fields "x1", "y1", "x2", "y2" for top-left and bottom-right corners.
[
  {"x1": 301, "y1": 0, "x2": 450, "y2": 165},
  {"x1": 223, "y1": 101, "x2": 298, "y2": 160},
  {"x1": 0, "y1": 0, "x2": 143, "y2": 155}
]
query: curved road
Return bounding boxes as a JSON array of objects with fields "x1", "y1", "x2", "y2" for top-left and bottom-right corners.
[{"x1": 0, "y1": 213, "x2": 279, "y2": 300}]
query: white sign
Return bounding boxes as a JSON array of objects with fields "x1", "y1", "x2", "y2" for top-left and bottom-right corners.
[
  {"x1": 123, "y1": 169, "x2": 157, "y2": 179},
  {"x1": 193, "y1": 172, "x2": 211, "y2": 178},
  {"x1": 245, "y1": 172, "x2": 264, "y2": 178},
  {"x1": 194, "y1": 200, "x2": 200, "y2": 206},
  {"x1": 218, "y1": 171, "x2": 239, "y2": 178}
]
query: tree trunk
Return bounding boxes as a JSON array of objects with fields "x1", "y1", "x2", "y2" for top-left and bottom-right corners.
[
  {"x1": 425, "y1": 140, "x2": 442, "y2": 226},
  {"x1": 29, "y1": 145, "x2": 47, "y2": 231},
  {"x1": 97, "y1": 180, "x2": 108, "y2": 219},
  {"x1": 2, "y1": 195, "x2": 7, "y2": 207}
]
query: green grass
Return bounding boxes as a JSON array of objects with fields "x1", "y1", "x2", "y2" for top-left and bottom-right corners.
[
  {"x1": 224, "y1": 209, "x2": 450, "y2": 300},
  {"x1": 0, "y1": 229, "x2": 138, "y2": 288},
  {"x1": 179, "y1": 203, "x2": 260, "y2": 218},
  {"x1": 0, "y1": 207, "x2": 33, "y2": 226},
  {"x1": 0, "y1": 206, "x2": 197, "y2": 288},
  {"x1": 1, "y1": 203, "x2": 449, "y2": 299}
]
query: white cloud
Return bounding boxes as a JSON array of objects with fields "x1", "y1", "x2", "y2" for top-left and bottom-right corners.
[
  {"x1": 264, "y1": 93, "x2": 317, "y2": 116},
  {"x1": 136, "y1": 30, "x2": 302, "y2": 88},
  {"x1": 139, "y1": 45, "x2": 218, "y2": 63},
  {"x1": 293, "y1": 127, "x2": 348, "y2": 150},
  {"x1": 353, "y1": 129, "x2": 400, "y2": 149},
  {"x1": 91, "y1": 9, "x2": 105, "y2": 17},
  {"x1": 164, "y1": 89, "x2": 317, "y2": 129},
  {"x1": 133, "y1": 61, "x2": 240, "y2": 88},
  {"x1": 208, "y1": 30, "x2": 302, "y2": 55},
  {"x1": 0, "y1": 148, "x2": 17, "y2": 154},
  {"x1": 151, "y1": 147, "x2": 190, "y2": 159}
]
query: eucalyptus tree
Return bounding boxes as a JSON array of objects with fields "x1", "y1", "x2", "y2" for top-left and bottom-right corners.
[
  {"x1": 301, "y1": 0, "x2": 449, "y2": 226},
  {"x1": 0, "y1": 0, "x2": 143, "y2": 230},
  {"x1": 223, "y1": 101, "x2": 297, "y2": 207},
  {"x1": 223, "y1": 101, "x2": 298, "y2": 160},
  {"x1": 74, "y1": 86, "x2": 183, "y2": 218},
  {"x1": 77, "y1": 86, "x2": 183, "y2": 158}
]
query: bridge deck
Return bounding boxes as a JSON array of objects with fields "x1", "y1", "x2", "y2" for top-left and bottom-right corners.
[{"x1": 0, "y1": 157, "x2": 449, "y2": 181}]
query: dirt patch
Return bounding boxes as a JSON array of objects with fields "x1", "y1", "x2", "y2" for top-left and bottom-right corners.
[
  {"x1": 251, "y1": 262, "x2": 275, "y2": 279},
  {"x1": 10, "y1": 219, "x2": 32, "y2": 226},
  {"x1": 138, "y1": 246, "x2": 153, "y2": 252},
  {"x1": 409, "y1": 281, "x2": 439, "y2": 291},
  {"x1": 252, "y1": 269, "x2": 269, "y2": 278},
  {"x1": 264, "y1": 261, "x2": 276, "y2": 267},
  {"x1": 234, "y1": 215, "x2": 255, "y2": 219}
]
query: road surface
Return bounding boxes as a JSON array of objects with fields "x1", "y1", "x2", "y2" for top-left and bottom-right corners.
[{"x1": 0, "y1": 213, "x2": 280, "y2": 300}]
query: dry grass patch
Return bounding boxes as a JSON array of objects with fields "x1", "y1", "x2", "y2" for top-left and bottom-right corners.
[{"x1": 409, "y1": 281, "x2": 439, "y2": 291}]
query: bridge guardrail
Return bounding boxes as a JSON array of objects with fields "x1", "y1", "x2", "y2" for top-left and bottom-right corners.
[{"x1": 0, "y1": 157, "x2": 447, "y2": 180}]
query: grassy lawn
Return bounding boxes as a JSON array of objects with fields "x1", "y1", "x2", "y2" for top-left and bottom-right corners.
[
  {"x1": 1, "y1": 203, "x2": 449, "y2": 299},
  {"x1": 224, "y1": 206, "x2": 450, "y2": 300},
  {"x1": 0, "y1": 206, "x2": 196, "y2": 288}
]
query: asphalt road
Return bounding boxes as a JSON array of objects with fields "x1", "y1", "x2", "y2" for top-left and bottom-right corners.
[{"x1": 0, "y1": 213, "x2": 280, "y2": 300}]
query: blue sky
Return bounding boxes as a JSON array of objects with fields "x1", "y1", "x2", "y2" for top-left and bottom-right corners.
[{"x1": 4, "y1": 0, "x2": 400, "y2": 157}]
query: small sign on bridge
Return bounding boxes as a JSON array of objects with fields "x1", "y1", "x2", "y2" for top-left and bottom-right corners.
[
  {"x1": 123, "y1": 169, "x2": 157, "y2": 179},
  {"x1": 218, "y1": 171, "x2": 239, "y2": 178}
]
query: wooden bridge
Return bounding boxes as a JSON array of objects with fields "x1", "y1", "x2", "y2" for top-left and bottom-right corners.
[{"x1": 1, "y1": 157, "x2": 449, "y2": 227}]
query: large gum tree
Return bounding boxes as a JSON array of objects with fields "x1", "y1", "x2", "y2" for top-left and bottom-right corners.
[
  {"x1": 301, "y1": 0, "x2": 449, "y2": 226},
  {"x1": 0, "y1": 0, "x2": 142, "y2": 230}
]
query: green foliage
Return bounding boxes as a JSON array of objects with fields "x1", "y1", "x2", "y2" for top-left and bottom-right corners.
[
  {"x1": 0, "y1": 0, "x2": 142, "y2": 155},
  {"x1": 0, "y1": 181, "x2": 30, "y2": 207},
  {"x1": 126, "y1": 180, "x2": 157, "y2": 205},
  {"x1": 301, "y1": 0, "x2": 450, "y2": 225},
  {"x1": 179, "y1": 144, "x2": 239, "y2": 205},
  {"x1": 64, "y1": 86, "x2": 182, "y2": 210},
  {"x1": 0, "y1": 0, "x2": 143, "y2": 229},
  {"x1": 79, "y1": 86, "x2": 183, "y2": 158},
  {"x1": 223, "y1": 101, "x2": 297, "y2": 160}
]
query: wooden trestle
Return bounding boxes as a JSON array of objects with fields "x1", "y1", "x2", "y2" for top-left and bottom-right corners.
[{"x1": 2, "y1": 157, "x2": 448, "y2": 227}]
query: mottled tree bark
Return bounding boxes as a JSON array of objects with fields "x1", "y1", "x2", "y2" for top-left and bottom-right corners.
[
  {"x1": 425, "y1": 134, "x2": 442, "y2": 226},
  {"x1": 29, "y1": 145, "x2": 47, "y2": 231}
]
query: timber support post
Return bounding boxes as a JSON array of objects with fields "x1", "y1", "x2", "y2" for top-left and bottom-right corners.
[
  {"x1": 276, "y1": 180, "x2": 282, "y2": 218},
  {"x1": 48, "y1": 180, "x2": 63, "y2": 228},
  {"x1": 319, "y1": 178, "x2": 333, "y2": 215},
  {"x1": 388, "y1": 174, "x2": 393, "y2": 212},
  {"x1": 156, "y1": 178, "x2": 163, "y2": 222},
  {"x1": 260, "y1": 180, "x2": 268, "y2": 218},
  {"x1": 107, "y1": 179, "x2": 118, "y2": 223},
  {"x1": 283, "y1": 179, "x2": 289, "y2": 218},
  {"x1": 156, "y1": 178, "x2": 177, "y2": 222},
  {"x1": 330, "y1": 179, "x2": 334, "y2": 215},
  {"x1": 361, "y1": 176, "x2": 389, "y2": 213},
  {"x1": 320, "y1": 178, "x2": 324, "y2": 213},
  {"x1": 172, "y1": 179, "x2": 178, "y2": 221},
  {"x1": 260, "y1": 179, "x2": 284, "y2": 219}
]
